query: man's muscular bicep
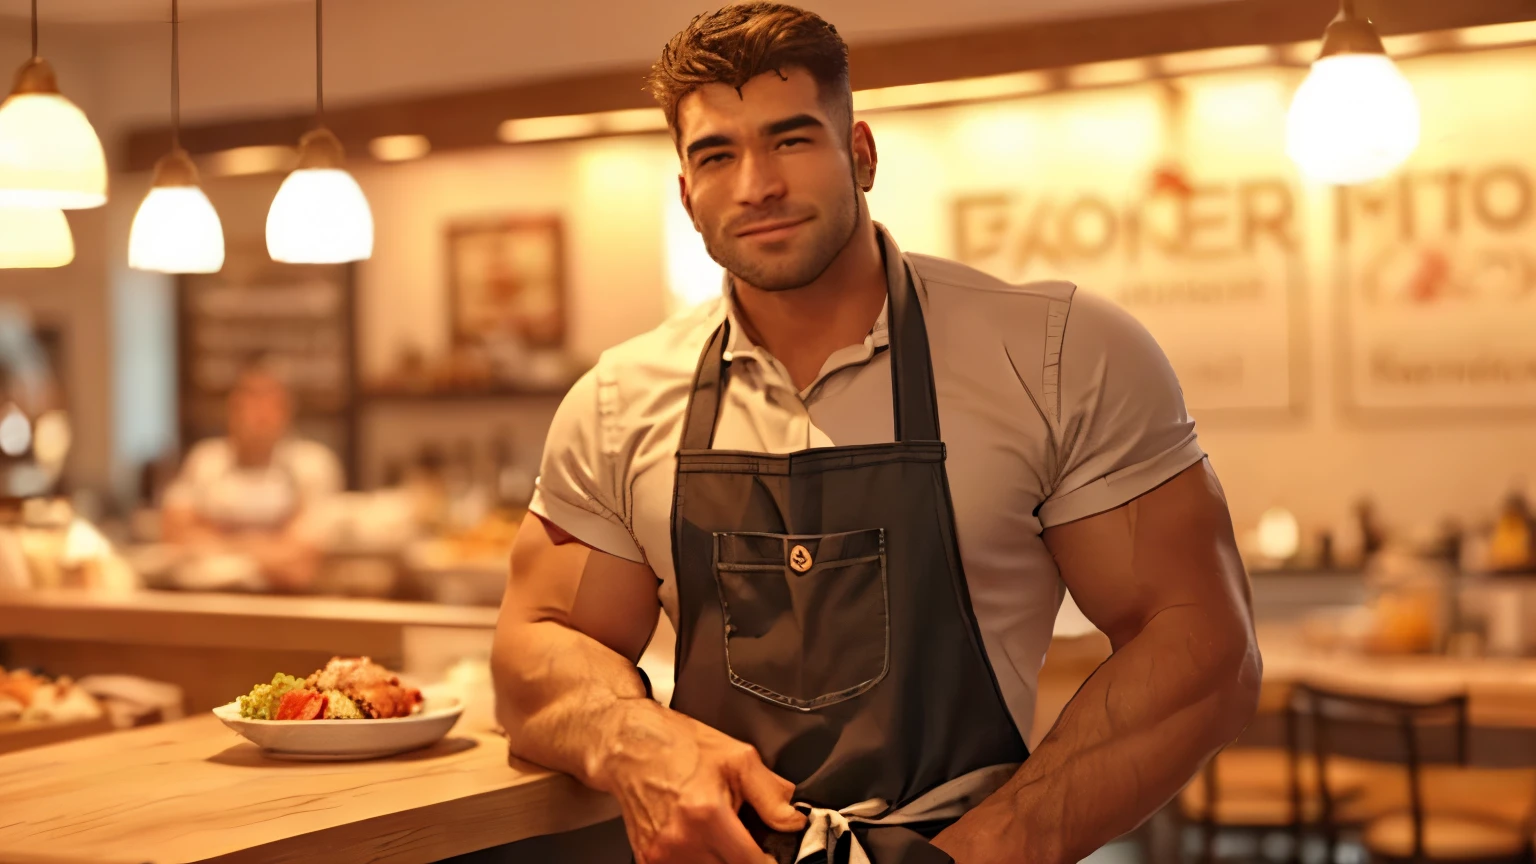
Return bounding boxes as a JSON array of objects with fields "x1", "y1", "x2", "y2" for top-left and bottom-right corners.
[
  {"x1": 505, "y1": 515, "x2": 660, "y2": 663},
  {"x1": 1042, "y1": 460, "x2": 1252, "y2": 650}
]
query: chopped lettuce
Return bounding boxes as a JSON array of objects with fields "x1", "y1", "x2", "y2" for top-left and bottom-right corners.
[
  {"x1": 322, "y1": 690, "x2": 365, "y2": 720},
  {"x1": 237, "y1": 673, "x2": 307, "y2": 720}
]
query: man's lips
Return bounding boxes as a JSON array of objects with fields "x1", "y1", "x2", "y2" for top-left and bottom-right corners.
[{"x1": 735, "y1": 216, "x2": 811, "y2": 239}]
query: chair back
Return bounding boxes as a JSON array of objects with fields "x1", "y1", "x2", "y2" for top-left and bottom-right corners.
[{"x1": 1294, "y1": 683, "x2": 1470, "y2": 861}]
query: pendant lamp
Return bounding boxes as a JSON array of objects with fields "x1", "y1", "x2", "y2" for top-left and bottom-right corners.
[
  {"x1": 1287, "y1": 0, "x2": 1420, "y2": 186},
  {"x1": 0, "y1": 207, "x2": 72, "y2": 268},
  {"x1": 266, "y1": 0, "x2": 372, "y2": 264},
  {"x1": 0, "y1": 0, "x2": 107, "y2": 209},
  {"x1": 129, "y1": 0, "x2": 225, "y2": 274}
]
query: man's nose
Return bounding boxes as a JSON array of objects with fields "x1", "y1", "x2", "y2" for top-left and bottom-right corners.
[{"x1": 735, "y1": 149, "x2": 787, "y2": 208}]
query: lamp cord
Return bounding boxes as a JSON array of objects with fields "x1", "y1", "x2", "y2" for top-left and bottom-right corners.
[
  {"x1": 31, "y1": 0, "x2": 38, "y2": 58},
  {"x1": 171, "y1": 0, "x2": 180, "y2": 150},
  {"x1": 315, "y1": 0, "x2": 324, "y2": 125}
]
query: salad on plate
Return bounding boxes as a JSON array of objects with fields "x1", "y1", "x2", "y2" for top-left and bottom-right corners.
[{"x1": 235, "y1": 657, "x2": 423, "y2": 721}]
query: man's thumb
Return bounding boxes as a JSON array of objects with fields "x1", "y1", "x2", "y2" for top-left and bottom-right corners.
[{"x1": 737, "y1": 760, "x2": 807, "y2": 833}]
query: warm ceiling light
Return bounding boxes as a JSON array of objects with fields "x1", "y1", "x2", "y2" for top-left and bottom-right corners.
[
  {"x1": 130, "y1": 0, "x2": 225, "y2": 274},
  {"x1": 266, "y1": 0, "x2": 372, "y2": 264},
  {"x1": 1066, "y1": 58, "x2": 1150, "y2": 89},
  {"x1": 598, "y1": 108, "x2": 668, "y2": 134},
  {"x1": 368, "y1": 134, "x2": 430, "y2": 162},
  {"x1": 0, "y1": 208, "x2": 73, "y2": 268},
  {"x1": 131, "y1": 153, "x2": 224, "y2": 273},
  {"x1": 1159, "y1": 45, "x2": 1276, "y2": 76},
  {"x1": 205, "y1": 145, "x2": 295, "y2": 177},
  {"x1": 1456, "y1": 20, "x2": 1536, "y2": 49},
  {"x1": 268, "y1": 129, "x2": 373, "y2": 264},
  {"x1": 854, "y1": 71, "x2": 1055, "y2": 113},
  {"x1": 1278, "y1": 40, "x2": 1324, "y2": 68},
  {"x1": 498, "y1": 114, "x2": 602, "y2": 144},
  {"x1": 1287, "y1": 0, "x2": 1420, "y2": 185},
  {"x1": 1380, "y1": 32, "x2": 1442, "y2": 57},
  {"x1": 0, "y1": 0, "x2": 107, "y2": 209},
  {"x1": 495, "y1": 109, "x2": 668, "y2": 144}
]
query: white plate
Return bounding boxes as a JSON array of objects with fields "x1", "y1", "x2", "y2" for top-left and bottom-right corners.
[{"x1": 212, "y1": 696, "x2": 464, "y2": 761}]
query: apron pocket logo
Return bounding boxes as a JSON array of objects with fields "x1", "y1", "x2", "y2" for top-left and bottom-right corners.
[{"x1": 789, "y1": 544, "x2": 813, "y2": 573}]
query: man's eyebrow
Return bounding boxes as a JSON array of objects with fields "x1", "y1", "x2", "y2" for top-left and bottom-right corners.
[
  {"x1": 764, "y1": 114, "x2": 823, "y2": 136},
  {"x1": 685, "y1": 134, "x2": 733, "y2": 158}
]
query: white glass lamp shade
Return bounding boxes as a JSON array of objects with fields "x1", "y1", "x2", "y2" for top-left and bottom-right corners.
[
  {"x1": 1287, "y1": 53, "x2": 1421, "y2": 186},
  {"x1": 0, "y1": 207, "x2": 73, "y2": 268},
  {"x1": 266, "y1": 167, "x2": 373, "y2": 263},
  {"x1": 265, "y1": 128, "x2": 373, "y2": 264},
  {"x1": 0, "y1": 60, "x2": 108, "y2": 209},
  {"x1": 130, "y1": 152, "x2": 225, "y2": 274}
]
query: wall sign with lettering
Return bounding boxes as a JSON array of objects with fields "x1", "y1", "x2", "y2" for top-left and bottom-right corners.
[
  {"x1": 952, "y1": 175, "x2": 1307, "y2": 418},
  {"x1": 1337, "y1": 164, "x2": 1536, "y2": 417}
]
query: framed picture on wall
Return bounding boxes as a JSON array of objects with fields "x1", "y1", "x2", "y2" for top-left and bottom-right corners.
[{"x1": 447, "y1": 216, "x2": 567, "y2": 350}]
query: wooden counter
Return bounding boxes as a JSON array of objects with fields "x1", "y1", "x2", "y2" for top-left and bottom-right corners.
[
  {"x1": 0, "y1": 713, "x2": 622, "y2": 864},
  {"x1": 0, "y1": 590, "x2": 498, "y2": 714}
]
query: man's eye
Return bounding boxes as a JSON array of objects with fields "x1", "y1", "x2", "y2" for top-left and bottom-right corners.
[
  {"x1": 778, "y1": 137, "x2": 811, "y2": 148},
  {"x1": 699, "y1": 152, "x2": 731, "y2": 166}
]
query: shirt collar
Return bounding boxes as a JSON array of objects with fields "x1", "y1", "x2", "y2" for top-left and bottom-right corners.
[{"x1": 721, "y1": 222, "x2": 902, "y2": 359}]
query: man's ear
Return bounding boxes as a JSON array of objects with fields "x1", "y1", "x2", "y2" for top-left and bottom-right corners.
[{"x1": 851, "y1": 120, "x2": 878, "y2": 193}]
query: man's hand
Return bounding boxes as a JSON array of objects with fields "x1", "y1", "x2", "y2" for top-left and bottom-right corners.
[
  {"x1": 494, "y1": 516, "x2": 803, "y2": 862},
  {"x1": 593, "y1": 699, "x2": 807, "y2": 864}
]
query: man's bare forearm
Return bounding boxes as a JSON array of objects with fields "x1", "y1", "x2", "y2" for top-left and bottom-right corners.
[
  {"x1": 978, "y1": 608, "x2": 1260, "y2": 864},
  {"x1": 492, "y1": 617, "x2": 671, "y2": 790}
]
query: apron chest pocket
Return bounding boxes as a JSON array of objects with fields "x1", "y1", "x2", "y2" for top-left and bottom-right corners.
[{"x1": 712, "y1": 528, "x2": 890, "y2": 711}]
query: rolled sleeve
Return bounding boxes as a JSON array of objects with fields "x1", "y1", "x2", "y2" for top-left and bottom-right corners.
[
  {"x1": 528, "y1": 368, "x2": 645, "y2": 563},
  {"x1": 529, "y1": 487, "x2": 643, "y2": 563},
  {"x1": 1038, "y1": 292, "x2": 1206, "y2": 528}
]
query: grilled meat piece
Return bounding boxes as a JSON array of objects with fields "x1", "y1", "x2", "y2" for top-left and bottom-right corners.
[{"x1": 305, "y1": 657, "x2": 422, "y2": 719}]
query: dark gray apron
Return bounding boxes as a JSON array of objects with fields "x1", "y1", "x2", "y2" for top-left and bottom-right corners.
[{"x1": 668, "y1": 239, "x2": 1031, "y2": 864}]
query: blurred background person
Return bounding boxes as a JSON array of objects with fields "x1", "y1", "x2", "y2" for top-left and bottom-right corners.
[{"x1": 160, "y1": 356, "x2": 343, "y2": 591}]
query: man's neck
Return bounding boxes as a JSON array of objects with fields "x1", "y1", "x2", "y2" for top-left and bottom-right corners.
[
  {"x1": 233, "y1": 439, "x2": 278, "y2": 469},
  {"x1": 730, "y1": 219, "x2": 886, "y2": 392}
]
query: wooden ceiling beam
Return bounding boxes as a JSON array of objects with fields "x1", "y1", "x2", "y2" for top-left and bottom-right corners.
[{"x1": 123, "y1": 0, "x2": 1536, "y2": 172}]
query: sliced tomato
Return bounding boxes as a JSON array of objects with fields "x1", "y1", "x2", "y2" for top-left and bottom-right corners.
[{"x1": 274, "y1": 689, "x2": 328, "y2": 721}]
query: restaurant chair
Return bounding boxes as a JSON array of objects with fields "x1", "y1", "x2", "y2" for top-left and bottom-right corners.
[
  {"x1": 1297, "y1": 684, "x2": 1535, "y2": 864},
  {"x1": 1178, "y1": 680, "x2": 1371, "y2": 863}
]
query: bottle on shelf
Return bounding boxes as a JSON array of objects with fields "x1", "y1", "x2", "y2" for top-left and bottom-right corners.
[{"x1": 1489, "y1": 491, "x2": 1535, "y2": 573}]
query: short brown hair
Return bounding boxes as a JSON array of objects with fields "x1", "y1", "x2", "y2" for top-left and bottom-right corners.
[{"x1": 648, "y1": 3, "x2": 851, "y2": 140}]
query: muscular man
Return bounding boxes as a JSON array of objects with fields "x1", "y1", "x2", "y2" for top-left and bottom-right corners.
[{"x1": 493, "y1": 5, "x2": 1261, "y2": 862}]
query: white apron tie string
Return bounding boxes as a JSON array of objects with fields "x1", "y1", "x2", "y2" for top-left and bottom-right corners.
[
  {"x1": 794, "y1": 799, "x2": 888, "y2": 864},
  {"x1": 790, "y1": 763, "x2": 1020, "y2": 864}
]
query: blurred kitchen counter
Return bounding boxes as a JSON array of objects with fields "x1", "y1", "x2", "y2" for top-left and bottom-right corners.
[
  {"x1": 0, "y1": 589, "x2": 497, "y2": 715},
  {"x1": 1258, "y1": 620, "x2": 1536, "y2": 727}
]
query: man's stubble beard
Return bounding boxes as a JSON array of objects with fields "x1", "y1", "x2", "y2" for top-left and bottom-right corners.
[{"x1": 698, "y1": 169, "x2": 863, "y2": 294}]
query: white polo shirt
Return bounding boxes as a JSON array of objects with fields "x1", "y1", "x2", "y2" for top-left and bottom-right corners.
[{"x1": 530, "y1": 226, "x2": 1204, "y2": 738}]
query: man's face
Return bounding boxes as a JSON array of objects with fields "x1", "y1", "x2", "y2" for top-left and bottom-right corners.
[
  {"x1": 677, "y1": 67, "x2": 874, "y2": 292},
  {"x1": 227, "y1": 372, "x2": 291, "y2": 455}
]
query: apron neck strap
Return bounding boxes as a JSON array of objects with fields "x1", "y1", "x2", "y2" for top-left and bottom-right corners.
[
  {"x1": 681, "y1": 321, "x2": 732, "y2": 451},
  {"x1": 887, "y1": 254, "x2": 941, "y2": 442},
  {"x1": 679, "y1": 240, "x2": 941, "y2": 452}
]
